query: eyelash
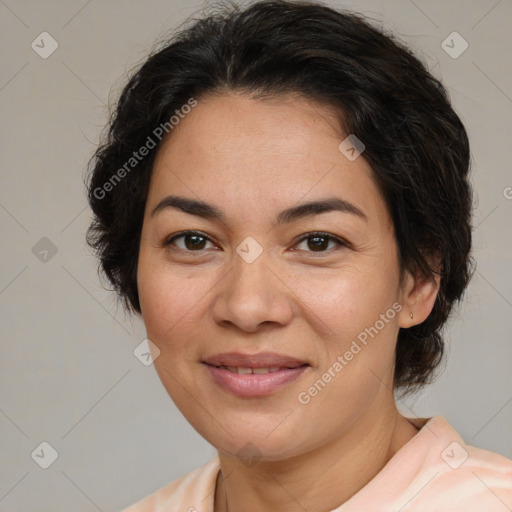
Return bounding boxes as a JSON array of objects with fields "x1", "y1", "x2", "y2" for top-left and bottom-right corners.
[{"x1": 162, "y1": 230, "x2": 350, "y2": 256}]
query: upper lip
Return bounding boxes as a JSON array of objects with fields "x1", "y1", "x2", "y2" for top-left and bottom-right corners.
[{"x1": 203, "y1": 352, "x2": 309, "y2": 369}]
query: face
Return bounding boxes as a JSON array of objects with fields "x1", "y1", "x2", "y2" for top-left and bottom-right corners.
[{"x1": 137, "y1": 91, "x2": 413, "y2": 461}]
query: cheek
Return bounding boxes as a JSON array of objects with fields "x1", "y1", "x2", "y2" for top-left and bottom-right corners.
[
  {"x1": 287, "y1": 263, "x2": 400, "y2": 337},
  {"x1": 287, "y1": 266, "x2": 401, "y2": 398},
  {"x1": 293, "y1": 276, "x2": 400, "y2": 429},
  {"x1": 137, "y1": 255, "x2": 218, "y2": 349}
]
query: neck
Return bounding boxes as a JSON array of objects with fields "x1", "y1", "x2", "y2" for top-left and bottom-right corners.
[{"x1": 214, "y1": 406, "x2": 419, "y2": 512}]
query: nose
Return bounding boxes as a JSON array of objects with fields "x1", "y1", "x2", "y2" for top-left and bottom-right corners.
[{"x1": 211, "y1": 249, "x2": 294, "y2": 333}]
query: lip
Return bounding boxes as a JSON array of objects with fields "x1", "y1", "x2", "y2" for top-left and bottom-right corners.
[
  {"x1": 202, "y1": 352, "x2": 310, "y2": 398},
  {"x1": 204, "y1": 364, "x2": 309, "y2": 397},
  {"x1": 203, "y1": 351, "x2": 308, "y2": 369}
]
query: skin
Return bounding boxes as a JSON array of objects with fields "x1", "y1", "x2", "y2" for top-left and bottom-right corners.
[{"x1": 137, "y1": 91, "x2": 440, "y2": 512}]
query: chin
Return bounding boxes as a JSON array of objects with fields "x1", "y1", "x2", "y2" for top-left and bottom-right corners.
[
  {"x1": 217, "y1": 438, "x2": 302, "y2": 463},
  {"x1": 195, "y1": 420, "x2": 310, "y2": 462}
]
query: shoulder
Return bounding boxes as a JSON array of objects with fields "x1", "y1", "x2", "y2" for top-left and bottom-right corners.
[
  {"x1": 339, "y1": 416, "x2": 512, "y2": 512},
  {"x1": 428, "y1": 436, "x2": 512, "y2": 511},
  {"x1": 396, "y1": 416, "x2": 512, "y2": 511},
  {"x1": 120, "y1": 456, "x2": 220, "y2": 512}
]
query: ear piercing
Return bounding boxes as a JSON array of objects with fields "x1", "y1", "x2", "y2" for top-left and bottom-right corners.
[{"x1": 410, "y1": 312, "x2": 414, "y2": 319}]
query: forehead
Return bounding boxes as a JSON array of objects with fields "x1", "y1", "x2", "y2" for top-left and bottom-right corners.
[
  {"x1": 148, "y1": 92, "x2": 391, "y2": 231},
  {"x1": 155, "y1": 91, "x2": 345, "y2": 166}
]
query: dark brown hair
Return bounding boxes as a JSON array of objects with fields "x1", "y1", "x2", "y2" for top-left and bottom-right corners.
[{"x1": 86, "y1": 0, "x2": 473, "y2": 395}]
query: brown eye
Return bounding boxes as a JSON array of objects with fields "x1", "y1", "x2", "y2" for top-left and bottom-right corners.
[
  {"x1": 164, "y1": 231, "x2": 214, "y2": 251},
  {"x1": 294, "y1": 232, "x2": 347, "y2": 253}
]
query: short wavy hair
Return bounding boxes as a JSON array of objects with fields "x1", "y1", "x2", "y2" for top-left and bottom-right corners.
[{"x1": 86, "y1": 0, "x2": 473, "y2": 395}]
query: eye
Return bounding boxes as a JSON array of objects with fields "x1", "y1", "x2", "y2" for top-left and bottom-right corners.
[
  {"x1": 162, "y1": 230, "x2": 349, "y2": 255},
  {"x1": 293, "y1": 232, "x2": 348, "y2": 254},
  {"x1": 163, "y1": 231, "x2": 215, "y2": 252}
]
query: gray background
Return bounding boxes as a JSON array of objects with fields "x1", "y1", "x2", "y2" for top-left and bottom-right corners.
[{"x1": 1, "y1": 0, "x2": 511, "y2": 510}]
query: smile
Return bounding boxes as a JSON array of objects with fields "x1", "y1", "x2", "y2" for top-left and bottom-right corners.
[
  {"x1": 204, "y1": 363, "x2": 309, "y2": 397},
  {"x1": 221, "y1": 366, "x2": 285, "y2": 374}
]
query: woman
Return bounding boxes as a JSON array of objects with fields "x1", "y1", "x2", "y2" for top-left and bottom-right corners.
[{"x1": 86, "y1": 1, "x2": 512, "y2": 510}]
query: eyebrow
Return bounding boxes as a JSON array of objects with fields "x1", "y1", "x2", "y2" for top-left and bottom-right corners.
[{"x1": 151, "y1": 195, "x2": 367, "y2": 225}]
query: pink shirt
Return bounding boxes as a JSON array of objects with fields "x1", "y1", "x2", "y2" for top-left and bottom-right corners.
[{"x1": 121, "y1": 416, "x2": 512, "y2": 511}]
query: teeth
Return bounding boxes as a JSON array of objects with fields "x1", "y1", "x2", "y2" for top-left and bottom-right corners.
[
  {"x1": 223, "y1": 366, "x2": 285, "y2": 374},
  {"x1": 253, "y1": 367, "x2": 270, "y2": 374}
]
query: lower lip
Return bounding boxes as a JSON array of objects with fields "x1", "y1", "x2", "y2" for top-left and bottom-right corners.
[{"x1": 204, "y1": 364, "x2": 309, "y2": 397}]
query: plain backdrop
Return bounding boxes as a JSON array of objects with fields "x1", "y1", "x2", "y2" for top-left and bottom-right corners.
[{"x1": 1, "y1": 0, "x2": 511, "y2": 510}]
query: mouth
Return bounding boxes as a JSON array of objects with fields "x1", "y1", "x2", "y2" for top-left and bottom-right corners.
[
  {"x1": 208, "y1": 365, "x2": 307, "y2": 374},
  {"x1": 202, "y1": 352, "x2": 310, "y2": 397},
  {"x1": 203, "y1": 351, "x2": 309, "y2": 369}
]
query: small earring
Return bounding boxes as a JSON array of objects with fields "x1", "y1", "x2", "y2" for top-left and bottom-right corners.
[{"x1": 410, "y1": 312, "x2": 414, "y2": 319}]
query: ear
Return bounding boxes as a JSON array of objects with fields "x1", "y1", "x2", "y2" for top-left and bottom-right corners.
[{"x1": 397, "y1": 259, "x2": 441, "y2": 328}]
